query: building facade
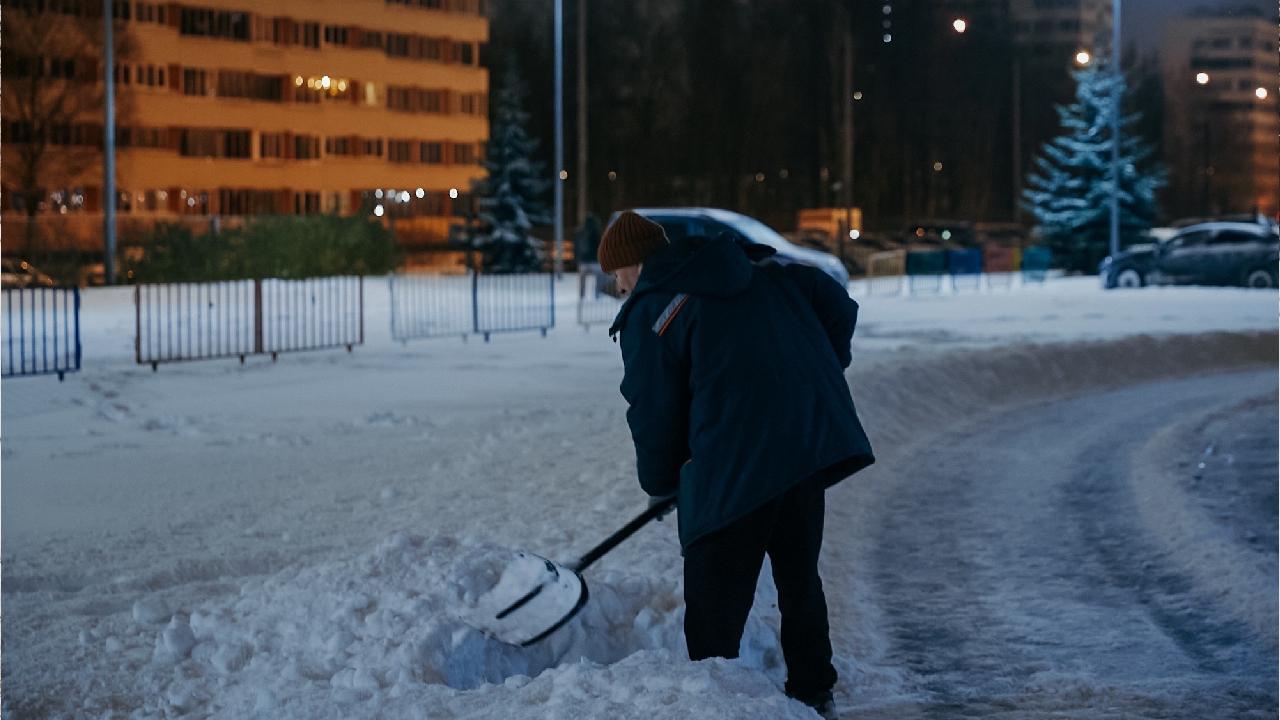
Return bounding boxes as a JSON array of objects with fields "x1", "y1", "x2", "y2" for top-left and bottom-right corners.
[
  {"x1": 1010, "y1": 0, "x2": 1111, "y2": 63},
  {"x1": 2, "y1": 0, "x2": 489, "y2": 263},
  {"x1": 1161, "y1": 6, "x2": 1278, "y2": 218}
]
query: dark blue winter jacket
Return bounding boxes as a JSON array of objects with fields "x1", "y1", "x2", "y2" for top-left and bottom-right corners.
[{"x1": 609, "y1": 235, "x2": 875, "y2": 550}]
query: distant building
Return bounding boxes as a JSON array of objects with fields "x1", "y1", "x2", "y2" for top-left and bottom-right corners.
[
  {"x1": 1, "y1": 0, "x2": 489, "y2": 265},
  {"x1": 1010, "y1": 0, "x2": 1112, "y2": 64},
  {"x1": 1161, "y1": 5, "x2": 1278, "y2": 218}
]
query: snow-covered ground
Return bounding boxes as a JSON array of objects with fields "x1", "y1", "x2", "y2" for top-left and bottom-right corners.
[{"x1": 2, "y1": 275, "x2": 1276, "y2": 718}]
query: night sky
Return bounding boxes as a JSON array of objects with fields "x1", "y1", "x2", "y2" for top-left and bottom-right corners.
[{"x1": 1125, "y1": 0, "x2": 1276, "y2": 53}]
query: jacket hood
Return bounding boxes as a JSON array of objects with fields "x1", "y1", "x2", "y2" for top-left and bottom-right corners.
[{"x1": 609, "y1": 236, "x2": 773, "y2": 335}]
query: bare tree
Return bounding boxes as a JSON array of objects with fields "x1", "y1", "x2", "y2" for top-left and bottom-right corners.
[{"x1": 2, "y1": 3, "x2": 133, "y2": 259}]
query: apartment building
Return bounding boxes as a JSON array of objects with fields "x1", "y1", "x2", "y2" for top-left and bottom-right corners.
[
  {"x1": 1010, "y1": 0, "x2": 1111, "y2": 63},
  {"x1": 1, "y1": 0, "x2": 490, "y2": 255},
  {"x1": 1162, "y1": 6, "x2": 1278, "y2": 217}
]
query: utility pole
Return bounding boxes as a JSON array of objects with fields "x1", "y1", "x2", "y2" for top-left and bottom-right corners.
[
  {"x1": 1012, "y1": 57, "x2": 1022, "y2": 223},
  {"x1": 1108, "y1": 0, "x2": 1121, "y2": 258},
  {"x1": 103, "y1": 0, "x2": 117, "y2": 284},
  {"x1": 553, "y1": 0, "x2": 565, "y2": 277},
  {"x1": 841, "y1": 13, "x2": 854, "y2": 260},
  {"x1": 576, "y1": 0, "x2": 588, "y2": 226}
]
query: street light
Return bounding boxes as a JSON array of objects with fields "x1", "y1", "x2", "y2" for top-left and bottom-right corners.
[
  {"x1": 952, "y1": 18, "x2": 967, "y2": 33},
  {"x1": 1196, "y1": 72, "x2": 1210, "y2": 85},
  {"x1": 1076, "y1": 50, "x2": 1091, "y2": 66},
  {"x1": 1257, "y1": 87, "x2": 1270, "y2": 99}
]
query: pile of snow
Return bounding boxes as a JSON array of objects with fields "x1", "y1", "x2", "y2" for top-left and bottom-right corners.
[{"x1": 120, "y1": 532, "x2": 791, "y2": 718}]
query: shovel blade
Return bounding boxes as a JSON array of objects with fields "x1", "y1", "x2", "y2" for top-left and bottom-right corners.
[{"x1": 469, "y1": 552, "x2": 588, "y2": 647}]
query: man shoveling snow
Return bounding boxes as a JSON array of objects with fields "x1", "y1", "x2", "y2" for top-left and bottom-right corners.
[{"x1": 600, "y1": 210, "x2": 875, "y2": 717}]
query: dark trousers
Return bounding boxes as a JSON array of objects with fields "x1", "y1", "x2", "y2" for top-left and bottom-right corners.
[{"x1": 683, "y1": 478, "x2": 837, "y2": 701}]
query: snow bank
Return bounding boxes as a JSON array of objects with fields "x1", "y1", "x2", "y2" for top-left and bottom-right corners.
[
  {"x1": 125, "y1": 532, "x2": 791, "y2": 718},
  {"x1": 851, "y1": 330, "x2": 1278, "y2": 450},
  {"x1": 1128, "y1": 393, "x2": 1278, "y2": 649}
]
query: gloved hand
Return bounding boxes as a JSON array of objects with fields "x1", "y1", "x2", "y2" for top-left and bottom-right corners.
[{"x1": 649, "y1": 493, "x2": 677, "y2": 521}]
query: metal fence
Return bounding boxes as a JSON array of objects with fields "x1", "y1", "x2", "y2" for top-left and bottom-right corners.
[
  {"x1": 260, "y1": 277, "x2": 364, "y2": 356},
  {"x1": 136, "y1": 276, "x2": 363, "y2": 369},
  {"x1": 389, "y1": 271, "x2": 555, "y2": 343},
  {"x1": 1022, "y1": 246, "x2": 1052, "y2": 284},
  {"x1": 947, "y1": 249, "x2": 983, "y2": 292},
  {"x1": 475, "y1": 273, "x2": 555, "y2": 341},
  {"x1": 577, "y1": 266, "x2": 623, "y2": 329},
  {"x1": 3, "y1": 286, "x2": 81, "y2": 380},
  {"x1": 867, "y1": 250, "x2": 906, "y2": 295},
  {"x1": 390, "y1": 273, "x2": 474, "y2": 341},
  {"x1": 983, "y1": 246, "x2": 1021, "y2": 289},
  {"x1": 906, "y1": 250, "x2": 946, "y2": 293}
]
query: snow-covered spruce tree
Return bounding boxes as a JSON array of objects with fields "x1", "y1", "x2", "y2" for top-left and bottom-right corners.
[
  {"x1": 472, "y1": 62, "x2": 551, "y2": 273},
  {"x1": 1022, "y1": 64, "x2": 1166, "y2": 273}
]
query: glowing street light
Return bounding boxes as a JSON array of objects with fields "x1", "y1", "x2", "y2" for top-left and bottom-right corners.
[
  {"x1": 1075, "y1": 51, "x2": 1091, "y2": 66},
  {"x1": 849, "y1": 229, "x2": 860, "y2": 240},
  {"x1": 1256, "y1": 87, "x2": 1269, "y2": 99},
  {"x1": 373, "y1": 204, "x2": 384, "y2": 217},
  {"x1": 449, "y1": 187, "x2": 459, "y2": 199},
  {"x1": 415, "y1": 187, "x2": 425, "y2": 199},
  {"x1": 952, "y1": 18, "x2": 967, "y2": 33},
  {"x1": 1196, "y1": 72, "x2": 1210, "y2": 85}
]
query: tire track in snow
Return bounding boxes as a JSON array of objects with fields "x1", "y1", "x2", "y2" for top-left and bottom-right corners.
[{"x1": 860, "y1": 369, "x2": 1277, "y2": 718}]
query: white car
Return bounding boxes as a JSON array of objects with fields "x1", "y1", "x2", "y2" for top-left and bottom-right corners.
[{"x1": 624, "y1": 208, "x2": 850, "y2": 286}]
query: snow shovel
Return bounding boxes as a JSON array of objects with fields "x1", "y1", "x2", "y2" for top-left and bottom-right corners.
[{"x1": 471, "y1": 496, "x2": 677, "y2": 647}]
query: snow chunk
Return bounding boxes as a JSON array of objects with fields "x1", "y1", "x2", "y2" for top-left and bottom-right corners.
[{"x1": 132, "y1": 596, "x2": 171, "y2": 625}]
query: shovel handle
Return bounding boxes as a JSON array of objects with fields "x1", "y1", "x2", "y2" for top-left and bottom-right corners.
[{"x1": 572, "y1": 495, "x2": 677, "y2": 572}]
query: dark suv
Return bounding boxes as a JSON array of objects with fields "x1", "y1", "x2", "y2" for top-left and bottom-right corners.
[{"x1": 1100, "y1": 221, "x2": 1279, "y2": 289}]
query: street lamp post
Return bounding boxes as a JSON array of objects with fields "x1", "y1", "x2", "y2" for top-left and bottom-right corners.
[
  {"x1": 1108, "y1": 0, "x2": 1121, "y2": 259},
  {"x1": 553, "y1": 0, "x2": 565, "y2": 277}
]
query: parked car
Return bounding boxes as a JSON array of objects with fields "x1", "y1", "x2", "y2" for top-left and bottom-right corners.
[
  {"x1": 1, "y1": 259, "x2": 57, "y2": 288},
  {"x1": 626, "y1": 207, "x2": 850, "y2": 285},
  {"x1": 1099, "y1": 221, "x2": 1279, "y2": 289}
]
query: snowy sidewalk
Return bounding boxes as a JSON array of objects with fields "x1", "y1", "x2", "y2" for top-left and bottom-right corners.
[{"x1": 1, "y1": 278, "x2": 1276, "y2": 718}]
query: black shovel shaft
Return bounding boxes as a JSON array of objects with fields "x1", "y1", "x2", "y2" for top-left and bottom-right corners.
[{"x1": 572, "y1": 495, "x2": 676, "y2": 572}]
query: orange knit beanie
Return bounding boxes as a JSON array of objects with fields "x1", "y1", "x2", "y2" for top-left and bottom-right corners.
[{"x1": 598, "y1": 211, "x2": 669, "y2": 273}]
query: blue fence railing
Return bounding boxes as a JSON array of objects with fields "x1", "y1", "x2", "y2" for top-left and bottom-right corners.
[
  {"x1": 135, "y1": 277, "x2": 363, "y2": 369},
  {"x1": 390, "y1": 272, "x2": 556, "y2": 343},
  {"x1": 3, "y1": 286, "x2": 81, "y2": 381},
  {"x1": 1022, "y1": 246, "x2": 1052, "y2": 283},
  {"x1": 947, "y1": 249, "x2": 984, "y2": 292},
  {"x1": 906, "y1": 250, "x2": 946, "y2": 293}
]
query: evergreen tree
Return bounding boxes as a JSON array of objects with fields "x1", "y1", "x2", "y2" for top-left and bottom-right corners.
[
  {"x1": 472, "y1": 62, "x2": 551, "y2": 273},
  {"x1": 1022, "y1": 64, "x2": 1166, "y2": 273}
]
